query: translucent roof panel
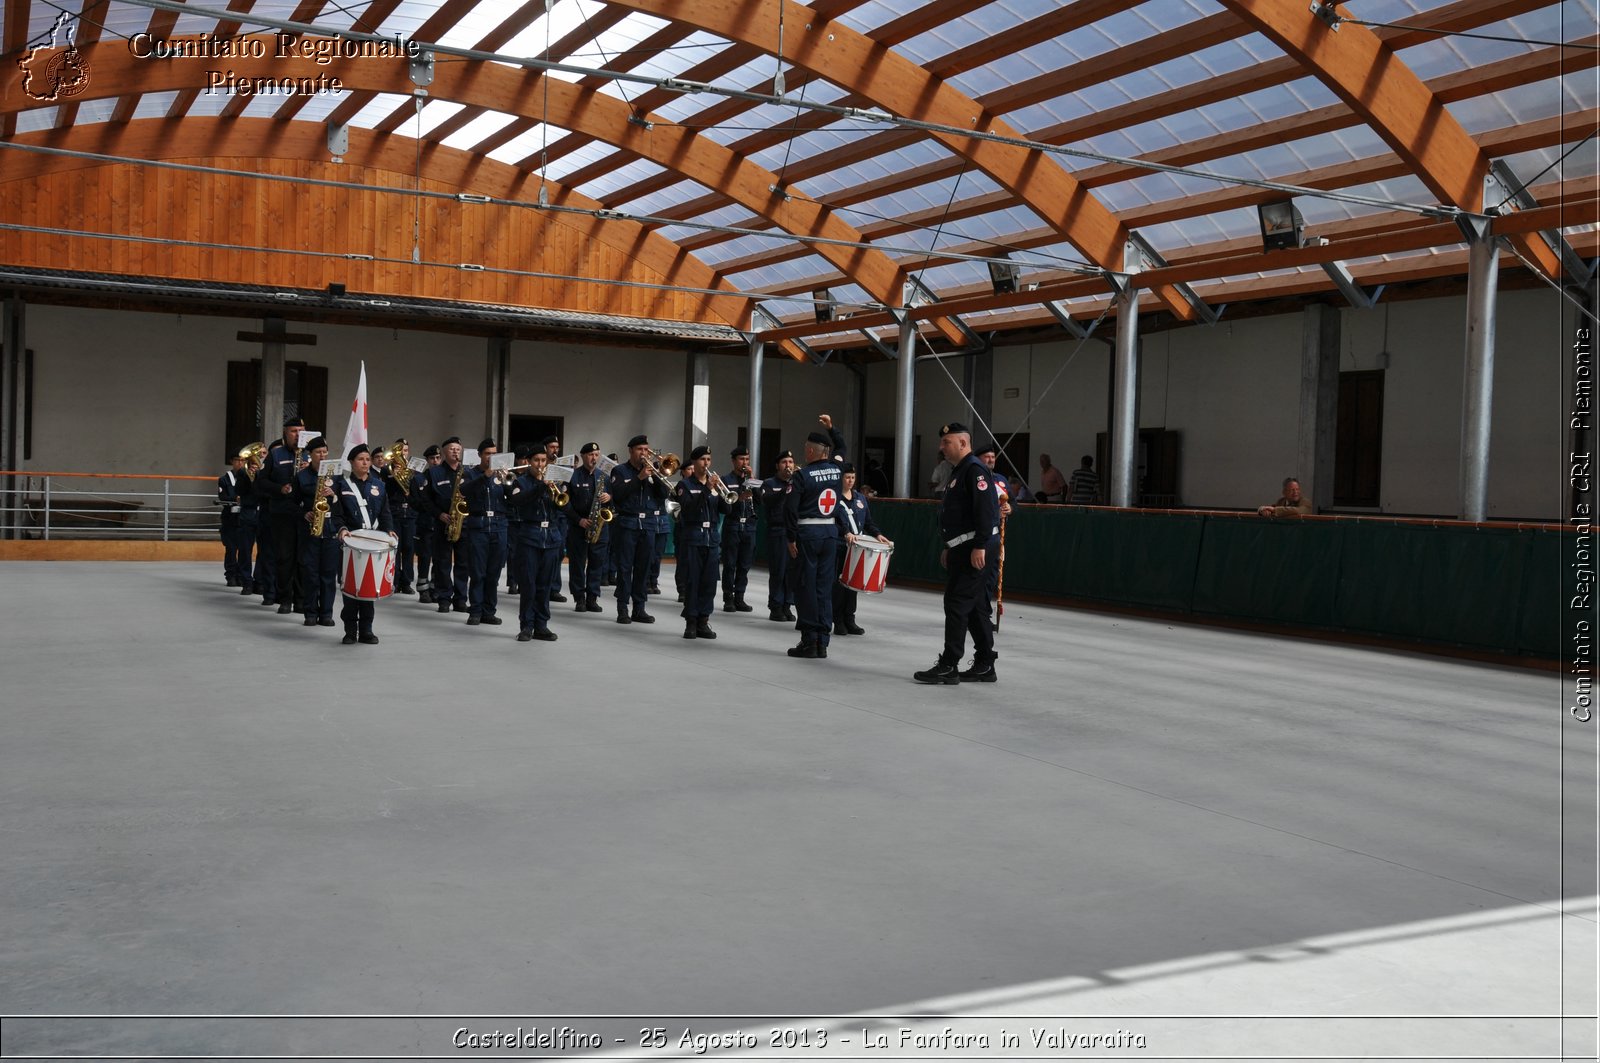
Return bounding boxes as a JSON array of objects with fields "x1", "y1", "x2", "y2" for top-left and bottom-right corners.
[
  {"x1": 484, "y1": 123, "x2": 577, "y2": 168},
  {"x1": 579, "y1": 157, "x2": 672, "y2": 201},
  {"x1": 1449, "y1": 71, "x2": 1600, "y2": 135}
]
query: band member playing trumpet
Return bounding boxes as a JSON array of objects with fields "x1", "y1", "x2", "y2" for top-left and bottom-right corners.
[
  {"x1": 674, "y1": 446, "x2": 731, "y2": 640},
  {"x1": 831, "y1": 462, "x2": 890, "y2": 636},
  {"x1": 461, "y1": 437, "x2": 508, "y2": 627},
  {"x1": 294, "y1": 436, "x2": 340, "y2": 629},
  {"x1": 333, "y1": 444, "x2": 396, "y2": 645},
  {"x1": 720, "y1": 445, "x2": 758, "y2": 613},
  {"x1": 761, "y1": 450, "x2": 798, "y2": 623},
  {"x1": 258, "y1": 415, "x2": 306, "y2": 613},
  {"x1": 507, "y1": 446, "x2": 564, "y2": 642},
  {"x1": 607, "y1": 435, "x2": 669, "y2": 624},
  {"x1": 783, "y1": 433, "x2": 844, "y2": 659},
  {"x1": 421, "y1": 438, "x2": 469, "y2": 614},
  {"x1": 565, "y1": 442, "x2": 611, "y2": 613}
]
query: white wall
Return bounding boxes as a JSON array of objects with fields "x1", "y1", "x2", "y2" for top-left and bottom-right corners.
[{"x1": 19, "y1": 284, "x2": 1578, "y2": 519}]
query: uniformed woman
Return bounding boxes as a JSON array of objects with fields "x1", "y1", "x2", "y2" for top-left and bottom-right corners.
[{"x1": 831, "y1": 463, "x2": 890, "y2": 637}]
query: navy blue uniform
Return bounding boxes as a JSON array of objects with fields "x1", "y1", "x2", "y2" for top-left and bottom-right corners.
[
  {"x1": 381, "y1": 464, "x2": 420, "y2": 593},
  {"x1": 332, "y1": 472, "x2": 395, "y2": 638},
  {"x1": 564, "y1": 465, "x2": 609, "y2": 606},
  {"x1": 236, "y1": 469, "x2": 268, "y2": 597},
  {"x1": 783, "y1": 459, "x2": 844, "y2": 648},
  {"x1": 507, "y1": 474, "x2": 565, "y2": 635},
  {"x1": 217, "y1": 469, "x2": 244, "y2": 584},
  {"x1": 421, "y1": 462, "x2": 470, "y2": 610},
  {"x1": 674, "y1": 474, "x2": 728, "y2": 623},
  {"x1": 937, "y1": 453, "x2": 1001, "y2": 667},
  {"x1": 761, "y1": 474, "x2": 795, "y2": 613},
  {"x1": 257, "y1": 438, "x2": 303, "y2": 608},
  {"x1": 720, "y1": 470, "x2": 758, "y2": 609},
  {"x1": 295, "y1": 467, "x2": 342, "y2": 623},
  {"x1": 461, "y1": 467, "x2": 508, "y2": 622},
  {"x1": 832, "y1": 489, "x2": 884, "y2": 632},
  {"x1": 607, "y1": 461, "x2": 668, "y2": 615}
]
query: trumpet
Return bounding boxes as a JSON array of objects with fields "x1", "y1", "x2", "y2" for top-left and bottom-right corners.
[{"x1": 708, "y1": 472, "x2": 738, "y2": 505}]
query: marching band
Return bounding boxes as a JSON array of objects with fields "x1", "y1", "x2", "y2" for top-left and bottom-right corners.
[{"x1": 222, "y1": 414, "x2": 1013, "y2": 682}]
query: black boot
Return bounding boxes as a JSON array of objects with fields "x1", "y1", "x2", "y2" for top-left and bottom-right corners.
[
  {"x1": 723, "y1": 597, "x2": 735, "y2": 613},
  {"x1": 695, "y1": 619, "x2": 717, "y2": 640},
  {"x1": 768, "y1": 607, "x2": 785, "y2": 622},
  {"x1": 782, "y1": 606, "x2": 796, "y2": 622},
  {"x1": 913, "y1": 659, "x2": 961, "y2": 685},
  {"x1": 833, "y1": 620, "x2": 847, "y2": 636},
  {"x1": 959, "y1": 658, "x2": 998, "y2": 683},
  {"x1": 786, "y1": 640, "x2": 818, "y2": 659},
  {"x1": 734, "y1": 598, "x2": 753, "y2": 612},
  {"x1": 683, "y1": 620, "x2": 698, "y2": 640},
  {"x1": 844, "y1": 619, "x2": 865, "y2": 635},
  {"x1": 585, "y1": 597, "x2": 603, "y2": 613}
]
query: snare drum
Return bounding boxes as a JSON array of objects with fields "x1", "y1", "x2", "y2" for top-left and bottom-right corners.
[
  {"x1": 341, "y1": 529, "x2": 396, "y2": 601},
  {"x1": 840, "y1": 537, "x2": 893, "y2": 594}
]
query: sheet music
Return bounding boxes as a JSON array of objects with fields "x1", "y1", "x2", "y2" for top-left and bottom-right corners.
[
  {"x1": 489, "y1": 453, "x2": 515, "y2": 472},
  {"x1": 408, "y1": 457, "x2": 427, "y2": 473},
  {"x1": 462, "y1": 448, "x2": 479, "y2": 466},
  {"x1": 545, "y1": 464, "x2": 575, "y2": 484},
  {"x1": 554, "y1": 453, "x2": 579, "y2": 468},
  {"x1": 597, "y1": 456, "x2": 619, "y2": 477},
  {"x1": 318, "y1": 459, "x2": 350, "y2": 477}
]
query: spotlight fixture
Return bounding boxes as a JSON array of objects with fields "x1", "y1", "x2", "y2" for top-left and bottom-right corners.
[
  {"x1": 987, "y1": 254, "x2": 1021, "y2": 295},
  {"x1": 1258, "y1": 199, "x2": 1306, "y2": 252},
  {"x1": 327, "y1": 282, "x2": 347, "y2": 299},
  {"x1": 813, "y1": 288, "x2": 835, "y2": 323}
]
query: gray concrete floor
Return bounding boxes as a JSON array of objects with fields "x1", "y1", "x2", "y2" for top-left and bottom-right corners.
[{"x1": 0, "y1": 561, "x2": 1593, "y2": 1060}]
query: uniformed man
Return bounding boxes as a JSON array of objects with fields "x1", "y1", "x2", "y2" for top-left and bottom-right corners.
[
  {"x1": 761, "y1": 450, "x2": 797, "y2": 622},
  {"x1": 332, "y1": 444, "x2": 396, "y2": 645},
  {"x1": 381, "y1": 438, "x2": 420, "y2": 596},
  {"x1": 564, "y1": 441, "x2": 611, "y2": 613},
  {"x1": 831, "y1": 462, "x2": 891, "y2": 636},
  {"x1": 607, "y1": 435, "x2": 668, "y2": 624},
  {"x1": 294, "y1": 437, "x2": 341, "y2": 629},
  {"x1": 674, "y1": 446, "x2": 730, "y2": 639},
  {"x1": 975, "y1": 440, "x2": 1014, "y2": 624},
  {"x1": 783, "y1": 432, "x2": 844, "y2": 659},
  {"x1": 539, "y1": 435, "x2": 568, "y2": 603},
  {"x1": 415, "y1": 444, "x2": 441, "y2": 601},
  {"x1": 217, "y1": 453, "x2": 246, "y2": 586},
  {"x1": 236, "y1": 447, "x2": 268, "y2": 599},
  {"x1": 256, "y1": 416, "x2": 306, "y2": 613},
  {"x1": 460, "y1": 437, "x2": 508, "y2": 627},
  {"x1": 914, "y1": 422, "x2": 1000, "y2": 684},
  {"x1": 720, "y1": 445, "x2": 758, "y2": 613},
  {"x1": 420, "y1": 437, "x2": 470, "y2": 613},
  {"x1": 507, "y1": 446, "x2": 564, "y2": 642}
]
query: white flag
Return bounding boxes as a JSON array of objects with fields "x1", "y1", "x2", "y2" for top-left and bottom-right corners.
[{"x1": 339, "y1": 361, "x2": 368, "y2": 460}]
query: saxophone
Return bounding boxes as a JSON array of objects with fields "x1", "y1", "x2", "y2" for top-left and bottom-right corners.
[
  {"x1": 309, "y1": 469, "x2": 334, "y2": 536},
  {"x1": 446, "y1": 466, "x2": 467, "y2": 543},
  {"x1": 584, "y1": 468, "x2": 614, "y2": 546}
]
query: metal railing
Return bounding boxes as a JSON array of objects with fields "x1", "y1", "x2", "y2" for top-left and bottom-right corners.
[{"x1": 0, "y1": 471, "x2": 222, "y2": 541}]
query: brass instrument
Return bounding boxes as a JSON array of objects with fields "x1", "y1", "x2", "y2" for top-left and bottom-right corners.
[
  {"x1": 238, "y1": 441, "x2": 266, "y2": 482},
  {"x1": 446, "y1": 466, "x2": 467, "y2": 543},
  {"x1": 546, "y1": 480, "x2": 570, "y2": 507},
  {"x1": 583, "y1": 466, "x2": 614, "y2": 546},
  {"x1": 642, "y1": 450, "x2": 680, "y2": 483},
  {"x1": 383, "y1": 442, "x2": 411, "y2": 490},
  {"x1": 708, "y1": 472, "x2": 738, "y2": 505},
  {"x1": 309, "y1": 469, "x2": 334, "y2": 536}
]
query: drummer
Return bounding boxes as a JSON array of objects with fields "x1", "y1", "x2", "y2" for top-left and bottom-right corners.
[
  {"x1": 831, "y1": 462, "x2": 891, "y2": 637},
  {"x1": 333, "y1": 444, "x2": 397, "y2": 645}
]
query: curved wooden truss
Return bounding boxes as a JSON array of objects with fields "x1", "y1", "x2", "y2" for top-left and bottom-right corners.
[{"x1": 0, "y1": 0, "x2": 1589, "y2": 355}]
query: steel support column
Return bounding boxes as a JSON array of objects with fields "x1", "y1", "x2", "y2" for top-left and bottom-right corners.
[
  {"x1": 1, "y1": 295, "x2": 23, "y2": 540},
  {"x1": 1461, "y1": 227, "x2": 1500, "y2": 522},
  {"x1": 747, "y1": 334, "x2": 765, "y2": 476},
  {"x1": 892, "y1": 309, "x2": 918, "y2": 498},
  {"x1": 485, "y1": 337, "x2": 511, "y2": 445},
  {"x1": 1109, "y1": 286, "x2": 1141, "y2": 508},
  {"x1": 1298, "y1": 303, "x2": 1340, "y2": 513}
]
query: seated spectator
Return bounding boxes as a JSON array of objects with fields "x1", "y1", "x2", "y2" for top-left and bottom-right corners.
[
  {"x1": 928, "y1": 454, "x2": 954, "y2": 498},
  {"x1": 1037, "y1": 453, "x2": 1067, "y2": 502},
  {"x1": 1257, "y1": 477, "x2": 1313, "y2": 517},
  {"x1": 1067, "y1": 455, "x2": 1099, "y2": 504}
]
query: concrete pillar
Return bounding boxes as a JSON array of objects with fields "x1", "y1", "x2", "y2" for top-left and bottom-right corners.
[
  {"x1": 1298, "y1": 303, "x2": 1340, "y2": 513},
  {"x1": 685, "y1": 349, "x2": 710, "y2": 457},
  {"x1": 892, "y1": 309, "x2": 918, "y2": 498},
  {"x1": 485, "y1": 337, "x2": 510, "y2": 444},
  {"x1": 259, "y1": 317, "x2": 286, "y2": 441},
  {"x1": 747, "y1": 335, "x2": 765, "y2": 476},
  {"x1": 1460, "y1": 227, "x2": 1500, "y2": 522},
  {"x1": 1109, "y1": 286, "x2": 1141, "y2": 507},
  {"x1": 1, "y1": 295, "x2": 23, "y2": 540}
]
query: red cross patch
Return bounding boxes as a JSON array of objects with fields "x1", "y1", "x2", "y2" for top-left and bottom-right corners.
[
  {"x1": 977, "y1": 476, "x2": 988, "y2": 491},
  {"x1": 818, "y1": 488, "x2": 838, "y2": 515}
]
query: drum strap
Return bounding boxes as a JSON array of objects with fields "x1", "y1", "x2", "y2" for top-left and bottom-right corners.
[
  {"x1": 842, "y1": 500, "x2": 860, "y2": 537},
  {"x1": 350, "y1": 479, "x2": 375, "y2": 530}
]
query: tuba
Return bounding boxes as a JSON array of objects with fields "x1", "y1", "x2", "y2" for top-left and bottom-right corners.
[
  {"x1": 238, "y1": 441, "x2": 267, "y2": 482},
  {"x1": 383, "y1": 442, "x2": 411, "y2": 491}
]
